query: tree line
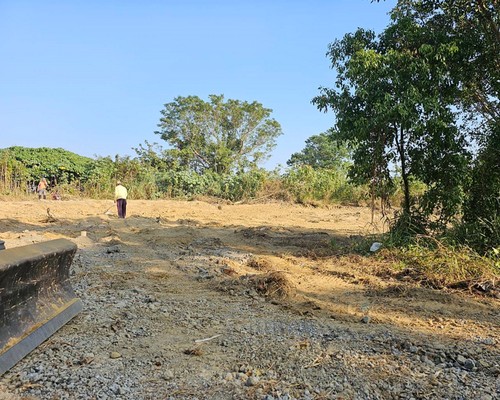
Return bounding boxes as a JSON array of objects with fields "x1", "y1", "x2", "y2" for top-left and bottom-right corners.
[{"x1": 0, "y1": 139, "x2": 364, "y2": 205}]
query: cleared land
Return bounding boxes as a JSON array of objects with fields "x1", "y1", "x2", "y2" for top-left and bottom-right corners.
[{"x1": 0, "y1": 199, "x2": 498, "y2": 399}]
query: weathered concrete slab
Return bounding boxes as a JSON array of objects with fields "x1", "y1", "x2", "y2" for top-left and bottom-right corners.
[{"x1": 0, "y1": 239, "x2": 82, "y2": 376}]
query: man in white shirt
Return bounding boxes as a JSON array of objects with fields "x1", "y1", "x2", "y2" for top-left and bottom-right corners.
[{"x1": 114, "y1": 181, "x2": 128, "y2": 218}]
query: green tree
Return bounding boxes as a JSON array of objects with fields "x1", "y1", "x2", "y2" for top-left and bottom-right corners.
[
  {"x1": 155, "y1": 95, "x2": 283, "y2": 174},
  {"x1": 0, "y1": 146, "x2": 94, "y2": 186},
  {"x1": 133, "y1": 141, "x2": 178, "y2": 171},
  {"x1": 460, "y1": 125, "x2": 500, "y2": 252},
  {"x1": 387, "y1": 0, "x2": 498, "y2": 127},
  {"x1": 373, "y1": 0, "x2": 499, "y2": 247},
  {"x1": 313, "y1": 24, "x2": 469, "y2": 231},
  {"x1": 287, "y1": 130, "x2": 352, "y2": 172}
]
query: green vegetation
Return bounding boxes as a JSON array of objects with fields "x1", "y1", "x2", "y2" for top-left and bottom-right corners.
[
  {"x1": 375, "y1": 238, "x2": 499, "y2": 296},
  {"x1": 313, "y1": 18, "x2": 469, "y2": 232},
  {"x1": 155, "y1": 94, "x2": 283, "y2": 174},
  {"x1": 315, "y1": 0, "x2": 499, "y2": 252},
  {"x1": 309, "y1": 0, "x2": 499, "y2": 291},
  {"x1": 282, "y1": 165, "x2": 368, "y2": 206},
  {"x1": 0, "y1": 145, "x2": 363, "y2": 204},
  {"x1": 0, "y1": 147, "x2": 93, "y2": 195},
  {"x1": 287, "y1": 131, "x2": 352, "y2": 172}
]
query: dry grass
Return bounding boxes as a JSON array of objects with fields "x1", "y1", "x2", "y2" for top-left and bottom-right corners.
[
  {"x1": 216, "y1": 270, "x2": 295, "y2": 300},
  {"x1": 246, "y1": 271, "x2": 295, "y2": 299},
  {"x1": 375, "y1": 242, "x2": 499, "y2": 296},
  {"x1": 247, "y1": 257, "x2": 273, "y2": 271},
  {"x1": 183, "y1": 346, "x2": 204, "y2": 356}
]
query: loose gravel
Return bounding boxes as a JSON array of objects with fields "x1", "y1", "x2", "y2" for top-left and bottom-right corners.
[{"x1": 0, "y1": 212, "x2": 498, "y2": 400}]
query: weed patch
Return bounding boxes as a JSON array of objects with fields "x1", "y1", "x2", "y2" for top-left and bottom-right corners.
[{"x1": 376, "y1": 240, "x2": 499, "y2": 297}]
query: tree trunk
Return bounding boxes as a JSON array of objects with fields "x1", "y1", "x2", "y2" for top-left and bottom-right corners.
[{"x1": 396, "y1": 126, "x2": 411, "y2": 216}]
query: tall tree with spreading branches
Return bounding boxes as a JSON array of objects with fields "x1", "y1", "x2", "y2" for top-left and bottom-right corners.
[{"x1": 155, "y1": 95, "x2": 283, "y2": 174}]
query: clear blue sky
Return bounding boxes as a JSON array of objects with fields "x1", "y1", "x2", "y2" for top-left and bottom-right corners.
[{"x1": 0, "y1": 0, "x2": 396, "y2": 169}]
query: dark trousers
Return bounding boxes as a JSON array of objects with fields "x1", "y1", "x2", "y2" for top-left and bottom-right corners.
[{"x1": 116, "y1": 199, "x2": 127, "y2": 218}]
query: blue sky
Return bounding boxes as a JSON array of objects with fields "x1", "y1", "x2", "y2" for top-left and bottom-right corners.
[{"x1": 0, "y1": 0, "x2": 396, "y2": 169}]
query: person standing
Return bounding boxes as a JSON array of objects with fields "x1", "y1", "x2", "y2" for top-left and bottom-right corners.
[
  {"x1": 37, "y1": 178, "x2": 48, "y2": 200},
  {"x1": 114, "y1": 180, "x2": 128, "y2": 218}
]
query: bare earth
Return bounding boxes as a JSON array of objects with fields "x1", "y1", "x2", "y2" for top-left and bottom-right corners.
[{"x1": 0, "y1": 199, "x2": 498, "y2": 399}]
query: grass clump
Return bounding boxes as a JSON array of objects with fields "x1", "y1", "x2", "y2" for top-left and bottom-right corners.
[{"x1": 377, "y1": 236, "x2": 499, "y2": 296}]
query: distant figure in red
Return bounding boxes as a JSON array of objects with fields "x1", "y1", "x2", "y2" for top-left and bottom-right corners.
[
  {"x1": 37, "y1": 178, "x2": 48, "y2": 200},
  {"x1": 114, "y1": 180, "x2": 128, "y2": 218}
]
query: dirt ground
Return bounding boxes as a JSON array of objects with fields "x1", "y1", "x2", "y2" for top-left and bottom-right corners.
[{"x1": 0, "y1": 199, "x2": 498, "y2": 399}]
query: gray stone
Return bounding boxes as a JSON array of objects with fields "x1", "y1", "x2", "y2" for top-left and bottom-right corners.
[
  {"x1": 163, "y1": 370, "x2": 175, "y2": 380},
  {"x1": 245, "y1": 376, "x2": 259, "y2": 386},
  {"x1": 109, "y1": 383, "x2": 122, "y2": 395},
  {"x1": 463, "y1": 359, "x2": 476, "y2": 371},
  {"x1": 456, "y1": 355, "x2": 467, "y2": 364}
]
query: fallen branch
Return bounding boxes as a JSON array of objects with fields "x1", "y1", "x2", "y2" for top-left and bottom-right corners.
[
  {"x1": 194, "y1": 334, "x2": 221, "y2": 343},
  {"x1": 304, "y1": 352, "x2": 330, "y2": 369}
]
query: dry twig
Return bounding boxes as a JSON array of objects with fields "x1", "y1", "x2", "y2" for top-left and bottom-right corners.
[
  {"x1": 304, "y1": 352, "x2": 331, "y2": 369},
  {"x1": 194, "y1": 334, "x2": 221, "y2": 343}
]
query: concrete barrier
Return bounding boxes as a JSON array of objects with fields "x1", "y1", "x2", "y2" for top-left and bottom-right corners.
[{"x1": 0, "y1": 239, "x2": 82, "y2": 376}]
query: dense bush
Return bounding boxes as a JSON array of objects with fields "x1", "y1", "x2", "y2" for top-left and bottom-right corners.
[
  {"x1": 0, "y1": 149, "x2": 29, "y2": 194},
  {"x1": 282, "y1": 165, "x2": 368, "y2": 205},
  {"x1": 154, "y1": 169, "x2": 269, "y2": 201},
  {"x1": 0, "y1": 146, "x2": 93, "y2": 187},
  {"x1": 156, "y1": 169, "x2": 218, "y2": 198},
  {"x1": 219, "y1": 169, "x2": 269, "y2": 201}
]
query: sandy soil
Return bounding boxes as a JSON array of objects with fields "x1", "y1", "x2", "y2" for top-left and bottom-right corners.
[{"x1": 0, "y1": 199, "x2": 498, "y2": 399}]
